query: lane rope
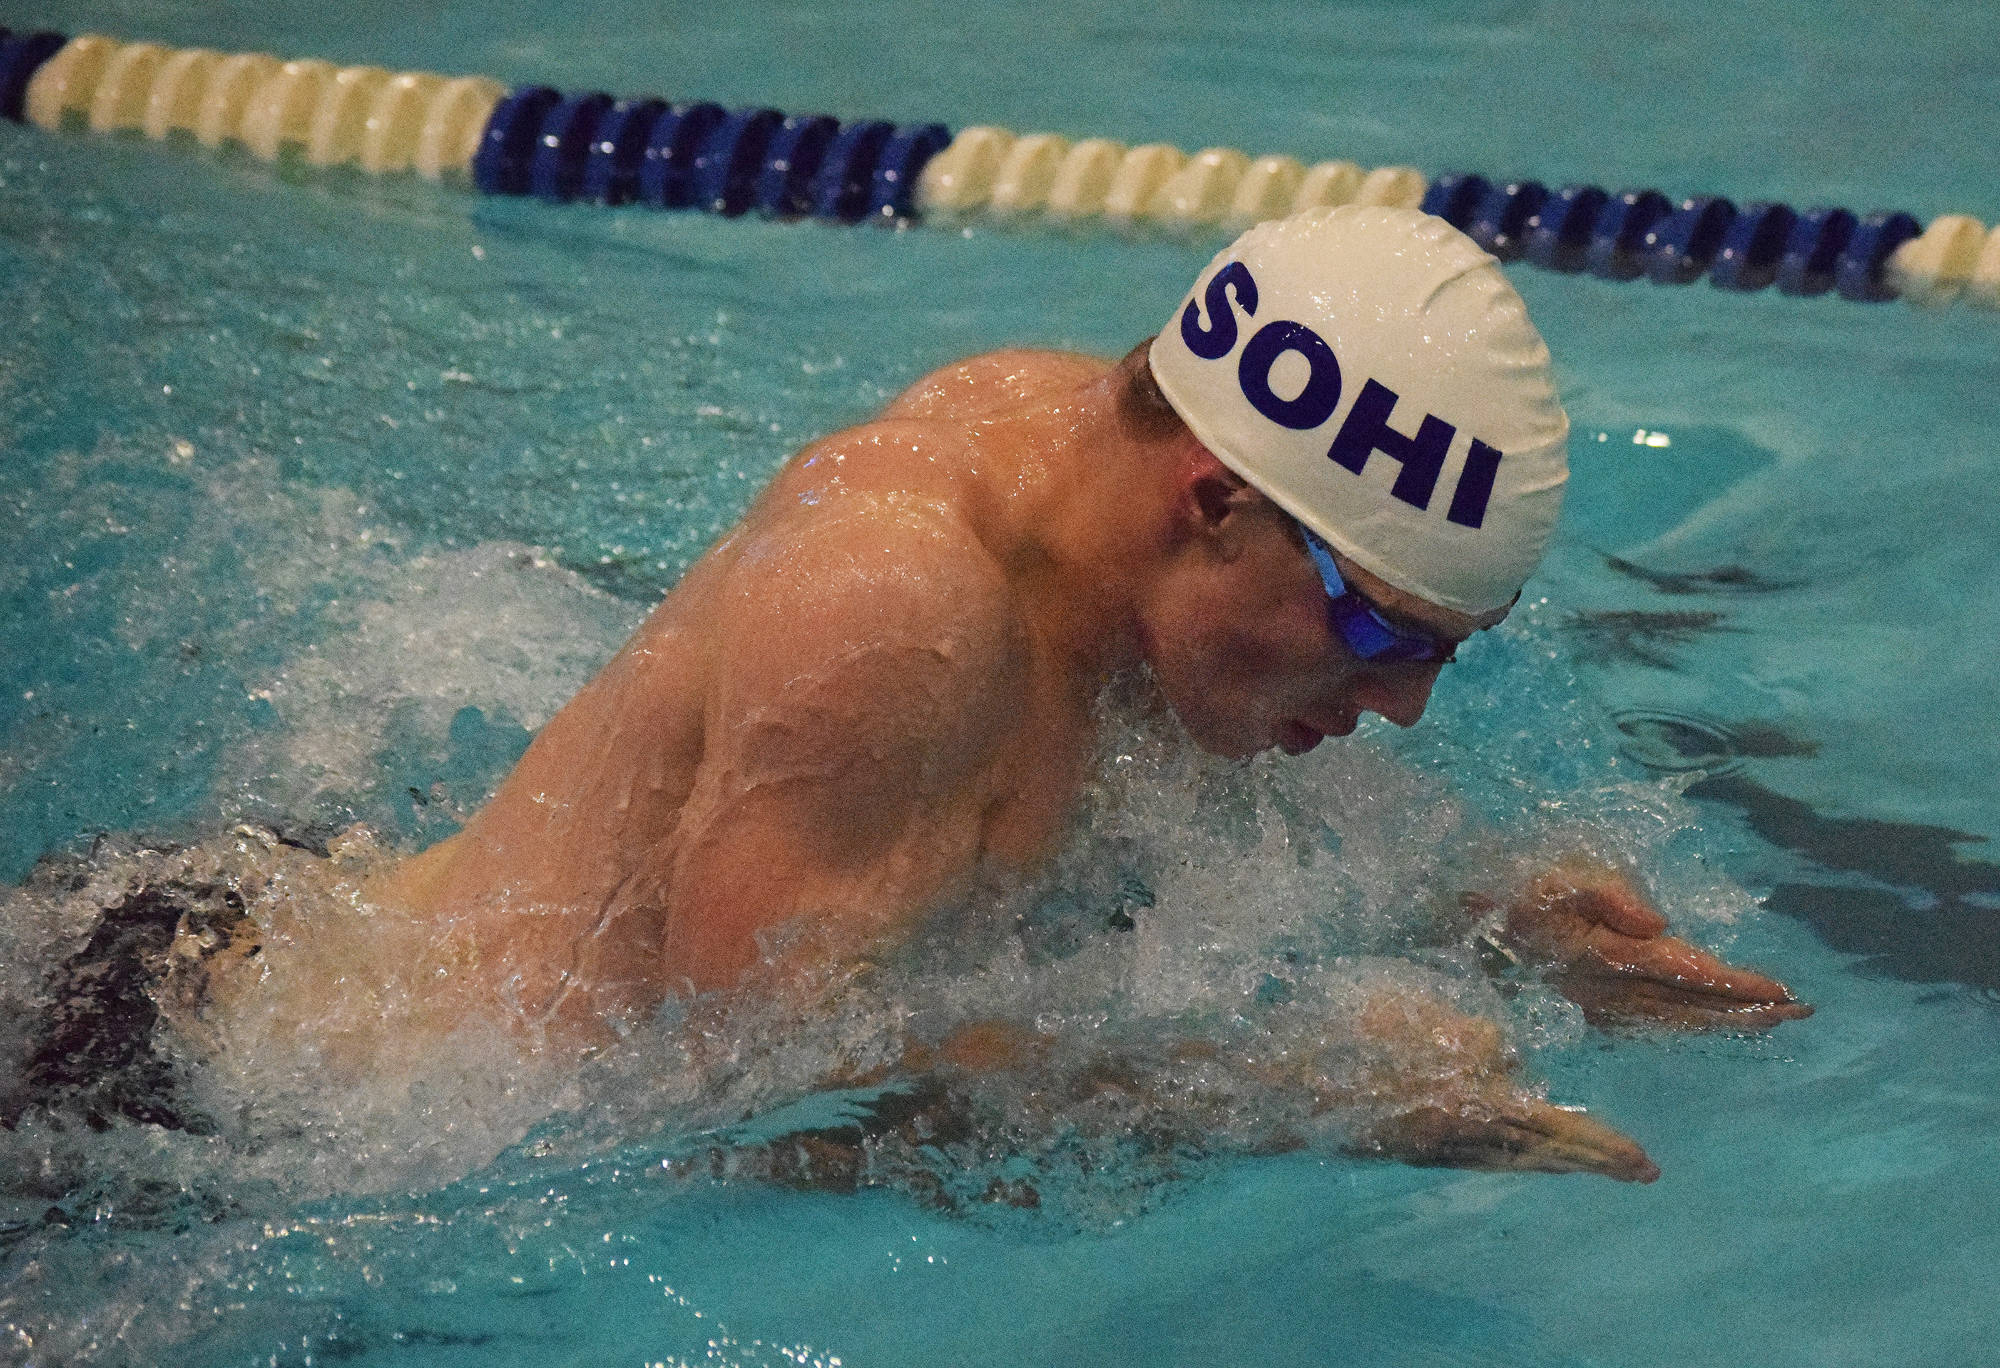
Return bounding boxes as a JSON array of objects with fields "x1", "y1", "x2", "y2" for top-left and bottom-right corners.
[
  {"x1": 1417, "y1": 174, "x2": 1964, "y2": 307},
  {"x1": 8, "y1": 28, "x2": 502, "y2": 178},
  {"x1": 4, "y1": 27, "x2": 1997, "y2": 309}
]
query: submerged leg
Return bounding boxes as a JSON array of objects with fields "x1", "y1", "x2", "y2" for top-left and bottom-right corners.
[{"x1": 1350, "y1": 1096, "x2": 1659, "y2": 1182}]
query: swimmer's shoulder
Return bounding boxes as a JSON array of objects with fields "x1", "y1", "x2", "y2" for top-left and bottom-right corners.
[
  {"x1": 878, "y1": 348, "x2": 1111, "y2": 422},
  {"x1": 701, "y1": 499, "x2": 1027, "y2": 810},
  {"x1": 718, "y1": 493, "x2": 1022, "y2": 697},
  {"x1": 733, "y1": 490, "x2": 1013, "y2": 631},
  {"x1": 758, "y1": 349, "x2": 1107, "y2": 503}
]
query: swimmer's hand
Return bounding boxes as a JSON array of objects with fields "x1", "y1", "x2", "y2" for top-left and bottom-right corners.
[
  {"x1": 1354, "y1": 1097, "x2": 1660, "y2": 1183},
  {"x1": 1490, "y1": 863, "x2": 1812, "y2": 1032},
  {"x1": 1336, "y1": 993, "x2": 1658, "y2": 1183}
]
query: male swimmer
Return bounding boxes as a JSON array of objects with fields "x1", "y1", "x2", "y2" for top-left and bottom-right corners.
[
  {"x1": 353, "y1": 206, "x2": 1808, "y2": 1177},
  {"x1": 18, "y1": 207, "x2": 1809, "y2": 1175}
]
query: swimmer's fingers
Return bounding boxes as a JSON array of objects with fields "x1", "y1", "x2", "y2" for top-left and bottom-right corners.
[
  {"x1": 1506, "y1": 864, "x2": 1669, "y2": 946},
  {"x1": 1556, "y1": 929, "x2": 1813, "y2": 1032},
  {"x1": 1570, "y1": 878, "x2": 1670, "y2": 939},
  {"x1": 1498, "y1": 866, "x2": 1811, "y2": 1031},
  {"x1": 1351, "y1": 1097, "x2": 1659, "y2": 1184}
]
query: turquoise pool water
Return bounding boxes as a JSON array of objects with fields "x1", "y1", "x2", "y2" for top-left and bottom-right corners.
[{"x1": 3, "y1": 1, "x2": 1998, "y2": 1364}]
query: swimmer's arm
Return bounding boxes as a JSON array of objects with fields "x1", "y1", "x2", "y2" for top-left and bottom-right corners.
[
  {"x1": 656, "y1": 514, "x2": 1021, "y2": 995},
  {"x1": 886, "y1": 1015, "x2": 1656, "y2": 1181},
  {"x1": 875, "y1": 349, "x2": 1109, "y2": 422},
  {"x1": 1457, "y1": 860, "x2": 1812, "y2": 1031}
]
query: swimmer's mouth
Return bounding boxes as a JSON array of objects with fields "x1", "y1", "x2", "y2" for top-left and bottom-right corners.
[
  {"x1": 1277, "y1": 721, "x2": 1326, "y2": 755},
  {"x1": 1276, "y1": 714, "x2": 1358, "y2": 754}
]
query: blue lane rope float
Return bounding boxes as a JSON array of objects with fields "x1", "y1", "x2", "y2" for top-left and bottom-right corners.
[
  {"x1": 640, "y1": 102, "x2": 725, "y2": 210},
  {"x1": 0, "y1": 28, "x2": 66, "y2": 121},
  {"x1": 472, "y1": 84, "x2": 560, "y2": 196},
  {"x1": 7, "y1": 28, "x2": 2000, "y2": 311},
  {"x1": 1711, "y1": 203, "x2": 1794, "y2": 292},
  {"x1": 1419, "y1": 177, "x2": 1927, "y2": 304},
  {"x1": 755, "y1": 112, "x2": 837, "y2": 216},
  {"x1": 807, "y1": 117, "x2": 890, "y2": 221}
]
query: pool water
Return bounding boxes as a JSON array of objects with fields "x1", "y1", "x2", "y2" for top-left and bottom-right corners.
[{"x1": 3, "y1": 0, "x2": 1998, "y2": 1364}]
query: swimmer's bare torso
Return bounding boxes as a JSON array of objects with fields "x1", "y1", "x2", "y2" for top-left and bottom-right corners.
[{"x1": 372, "y1": 350, "x2": 1123, "y2": 1038}]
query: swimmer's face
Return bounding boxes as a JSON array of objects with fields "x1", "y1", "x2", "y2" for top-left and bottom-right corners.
[{"x1": 1142, "y1": 477, "x2": 1502, "y2": 759}]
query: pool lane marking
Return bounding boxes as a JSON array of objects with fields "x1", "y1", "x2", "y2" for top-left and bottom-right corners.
[
  {"x1": 916, "y1": 125, "x2": 1425, "y2": 225},
  {"x1": 13, "y1": 29, "x2": 500, "y2": 179},
  {"x1": 4, "y1": 28, "x2": 1998, "y2": 309}
]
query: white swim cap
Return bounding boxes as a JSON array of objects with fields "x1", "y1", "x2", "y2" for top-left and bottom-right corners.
[{"x1": 1148, "y1": 206, "x2": 1569, "y2": 616}]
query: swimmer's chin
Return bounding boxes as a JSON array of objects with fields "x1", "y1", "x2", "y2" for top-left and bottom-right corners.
[
  {"x1": 1182, "y1": 716, "x2": 1345, "y2": 760},
  {"x1": 1276, "y1": 722, "x2": 1323, "y2": 756},
  {"x1": 1272, "y1": 718, "x2": 1356, "y2": 756},
  {"x1": 1202, "y1": 730, "x2": 1307, "y2": 760}
]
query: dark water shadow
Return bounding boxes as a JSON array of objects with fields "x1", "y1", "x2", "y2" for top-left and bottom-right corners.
[
  {"x1": 1600, "y1": 552, "x2": 1808, "y2": 596},
  {"x1": 1688, "y1": 773, "x2": 2000, "y2": 993},
  {"x1": 1568, "y1": 550, "x2": 1810, "y2": 670},
  {"x1": 1586, "y1": 547, "x2": 1997, "y2": 993},
  {"x1": 1563, "y1": 609, "x2": 1739, "y2": 670}
]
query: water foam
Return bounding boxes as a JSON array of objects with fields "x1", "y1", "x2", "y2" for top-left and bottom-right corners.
[
  {"x1": 1, "y1": 636, "x2": 1743, "y2": 1220},
  {"x1": 0, "y1": 452, "x2": 1767, "y2": 1363}
]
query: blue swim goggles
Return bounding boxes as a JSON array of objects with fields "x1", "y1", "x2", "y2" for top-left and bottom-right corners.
[{"x1": 1299, "y1": 526, "x2": 1459, "y2": 666}]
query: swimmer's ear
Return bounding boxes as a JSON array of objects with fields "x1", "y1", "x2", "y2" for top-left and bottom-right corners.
[
  {"x1": 1179, "y1": 437, "x2": 1248, "y2": 531},
  {"x1": 1183, "y1": 470, "x2": 1271, "y2": 566},
  {"x1": 1190, "y1": 469, "x2": 1237, "y2": 530}
]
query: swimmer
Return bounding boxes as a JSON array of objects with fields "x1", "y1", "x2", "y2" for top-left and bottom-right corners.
[{"x1": 32, "y1": 208, "x2": 1808, "y2": 1177}]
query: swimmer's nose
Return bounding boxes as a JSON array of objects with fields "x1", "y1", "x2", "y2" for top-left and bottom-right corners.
[{"x1": 1358, "y1": 664, "x2": 1439, "y2": 729}]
